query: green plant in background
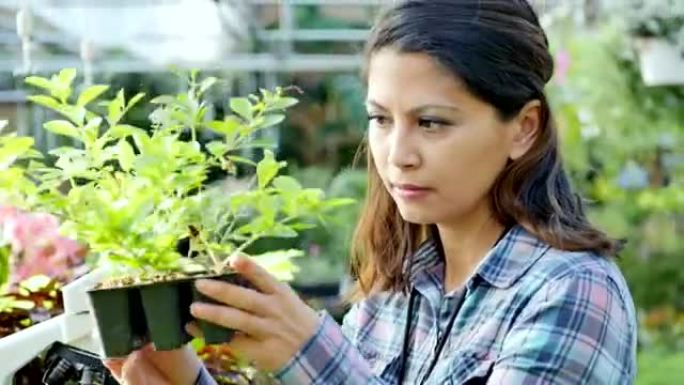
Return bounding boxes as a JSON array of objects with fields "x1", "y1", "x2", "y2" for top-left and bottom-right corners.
[
  {"x1": 547, "y1": 16, "x2": 683, "y2": 361},
  {"x1": 0, "y1": 68, "x2": 353, "y2": 282}
]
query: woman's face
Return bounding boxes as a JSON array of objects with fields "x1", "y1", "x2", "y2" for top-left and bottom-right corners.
[{"x1": 366, "y1": 48, "x2": 524, "y2": 226}]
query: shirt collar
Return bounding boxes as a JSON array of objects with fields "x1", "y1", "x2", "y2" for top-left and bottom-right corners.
[{"x1": 406, "y1": 224, "x2": 550, "y2": 289}]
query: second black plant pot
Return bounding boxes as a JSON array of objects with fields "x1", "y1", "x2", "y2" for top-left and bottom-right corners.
[
  {"x1": 191, "y1": 272, "x2": 253, "y2": 345},
  {"x1": 139, "y1": 278, "x2": 195, "y2": 351}
]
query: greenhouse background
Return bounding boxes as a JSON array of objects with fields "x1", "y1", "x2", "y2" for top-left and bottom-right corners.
[{"x1": 0, "y1": 1, "x2": 682, "y2": 384}]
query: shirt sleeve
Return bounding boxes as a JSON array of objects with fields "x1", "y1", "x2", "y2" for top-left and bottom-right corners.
[
  {"x1": 273, "y1": 308, "x2": 393, "y2": 385},
  {"x1": 488, "y1": 269, "x2": 637, "y2": 385},
  {"x1": 194, "y1": 366, "x2": 217, "y2": 385}
]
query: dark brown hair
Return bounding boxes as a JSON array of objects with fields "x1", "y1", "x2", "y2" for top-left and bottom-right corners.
[{"x1": 349, "y1": 0, "x2": 622, "y2": 299}]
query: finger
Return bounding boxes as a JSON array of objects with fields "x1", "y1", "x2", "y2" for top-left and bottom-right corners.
[
  {"x1": 195, "y1": 278, "x2": 270, "y2": 315},
  {"x1": 122, "y1": 351, "x2": 169, "y2": 384},
  {"x1": 103, "y1": 359, "x2": 124, "y2": 381},
  {"x1": 185, "y1": 322, "x2": 204, "y2": 338},
  {"x1": 230, "y1": 254, "x2": 283, "y2": 295},
  {"x1": 190, "y1": 302, "x2": 268, "y2": 338}
]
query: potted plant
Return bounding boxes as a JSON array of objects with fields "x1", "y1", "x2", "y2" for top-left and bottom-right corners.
[
  {"x1": 627, "y1": 0, "x2": 684, "y2": 86},
  {"x1": 0, "y1": 68, "x2": 353, "y2": 359},
  {"x1": 0, "y1": 202, "x2": 88, "y2": 383}
]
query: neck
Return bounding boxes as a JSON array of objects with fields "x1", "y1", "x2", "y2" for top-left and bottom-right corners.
[{"x1": 436, "y1": 202, "x2": 505, "y2": 293}]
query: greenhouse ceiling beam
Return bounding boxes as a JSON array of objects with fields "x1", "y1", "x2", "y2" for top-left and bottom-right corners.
[
  {"x1": 1, "y1": 53, "x2": 363, "y2": 74},
  {"x1": 250, "y1": 0, "x2": 389, "y2": 5},
  {"x1": 257, "y1": 28, "x2": 369, "y2": 42}
]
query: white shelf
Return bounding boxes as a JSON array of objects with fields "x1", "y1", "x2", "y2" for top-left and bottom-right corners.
[{"x1": 0, "y1": 270, "x2": 104, "y2": 385}]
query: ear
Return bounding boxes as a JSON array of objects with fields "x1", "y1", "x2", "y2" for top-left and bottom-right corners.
[{"x1": 509, "y1": 100, "x2": 542, "y2": 160}]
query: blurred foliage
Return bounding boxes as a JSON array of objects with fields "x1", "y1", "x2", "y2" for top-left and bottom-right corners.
[
  {"x1": 636, "y1": 350, "x2": 684, "y2": 385},
  {"x1": 249, "y1": 166, "x2": 367, "y2": 286},
  {"x1": 625, "y1": 0, "x2": 684, "y2": 51},
  {"x1": 547, "y1": 16, "x2": 683, "y2": 352},
  {"x1": 277, "y1": 73, "x2": 366, "y2": 170}
]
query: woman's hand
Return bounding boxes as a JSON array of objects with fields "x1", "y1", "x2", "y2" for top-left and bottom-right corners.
[
  {"x1": 103, "y1": 344, "x2": 203, "y2": 385},
  {"x1": 189, "y1": 254, "x2": 321, "y2": 373}
]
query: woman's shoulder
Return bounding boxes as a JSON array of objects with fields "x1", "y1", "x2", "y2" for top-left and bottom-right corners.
[
  {"x1": 513, "y1": 241, "x2": 637, "y2": 336},
  {"x1": 525, "y1": 245, "x2": 632, "y2": 301}
]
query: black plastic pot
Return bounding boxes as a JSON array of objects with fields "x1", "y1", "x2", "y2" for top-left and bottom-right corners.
[
  {"x1": 87, "y1": 271, "x2": 252, "y2": 357},
  {"x1": 139, "y1": 279, "x2": 194, "y2": 351},
  {"x1": 87, "y1": 286, "x2": 149, "y2": 358}
]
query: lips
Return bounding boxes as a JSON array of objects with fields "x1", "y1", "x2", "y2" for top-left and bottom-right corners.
[{"x1": 392, "y1": 183, "x2": 432, "y2": 199}]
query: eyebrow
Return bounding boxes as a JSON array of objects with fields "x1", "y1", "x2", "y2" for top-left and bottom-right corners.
[{"x1": 365, "y1": 99, "x2": 460, "y2": 114}]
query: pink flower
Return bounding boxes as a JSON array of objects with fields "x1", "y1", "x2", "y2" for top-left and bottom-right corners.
[
  {"x1": 553, "y1": 49, "x2": 571, "y2": 85},
  {"x1": 0, "y1": 205, "x2": 86, "y2": 284}
]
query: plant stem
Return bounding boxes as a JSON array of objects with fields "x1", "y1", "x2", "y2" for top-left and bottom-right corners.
[
  {"x1": 219, "y1": 234, "x2": 259, "y2": 272},
  {"x1": 219, "y1": 215, "x2": 238, "y2": 244}
]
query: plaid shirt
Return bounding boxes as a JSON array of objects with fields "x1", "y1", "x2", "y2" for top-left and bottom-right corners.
[{"x1": 198, "y1": 225, "x2": 637, "y2": 385}]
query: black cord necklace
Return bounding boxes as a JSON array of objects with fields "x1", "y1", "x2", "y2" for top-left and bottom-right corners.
[
  {"x1": 396, "y1": 227, "x2": 510, "y2": 384},
  {"x1": 397, "y1": 286, "x2": 467, "y2": 385}
]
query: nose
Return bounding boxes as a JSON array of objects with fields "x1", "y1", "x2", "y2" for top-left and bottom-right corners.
[{"x1": 387, "y1": 123, "x2": 420, "y2": 170}]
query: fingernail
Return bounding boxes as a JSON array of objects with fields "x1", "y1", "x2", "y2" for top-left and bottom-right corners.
[
  {"x1": 195, "y1": 279, "x2": 210, "y2": 292},
  {"x1": 229, "y1": 254, "x2": 240, "y2": 266},
  {"x1": 190, "y1": 303, "x2": 203, "y2": 316}
]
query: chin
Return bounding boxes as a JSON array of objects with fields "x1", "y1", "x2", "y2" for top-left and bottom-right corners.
[{"x1": 396, "y1": 205, "x2": 437, "y2": 225}]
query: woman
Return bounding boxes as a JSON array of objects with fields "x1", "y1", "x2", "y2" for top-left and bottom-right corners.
[{"x1": 105, "y1": 1, "x2": 637, "y2": 384}]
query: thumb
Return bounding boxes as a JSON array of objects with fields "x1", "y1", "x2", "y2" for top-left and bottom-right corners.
[{"x1": 103, "y1": 359, "x2": 125, "y2": 382}]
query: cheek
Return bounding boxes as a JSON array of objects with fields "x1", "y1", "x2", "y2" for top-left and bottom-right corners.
[
  {"x1": 368, "y1": 132, "x2": 387, "y2": 173},
  {"x1": 430, "y1": 131, "x2": 510, "y2": 202}
]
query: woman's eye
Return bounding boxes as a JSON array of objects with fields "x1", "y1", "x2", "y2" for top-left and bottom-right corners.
[
  {"x1": 368, "y1": 115, "x2": 391, "y2": 128},
  {"x1": 418, "y1": 118, "x2": 449, "y2": 132}
]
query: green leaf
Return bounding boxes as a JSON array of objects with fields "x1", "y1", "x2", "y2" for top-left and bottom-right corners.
[
  {"x1": 9, "y1": 300, "x2": 35, "y2": 311},
  {"x1": 57, "y1": 105, "x2": 87, "y2": 126},
  {"x1": 24, "y1": 76, "x2": 53, "y2": 91},
  {"x1": 118, "y1": 140, "x2": 135, "y2": 172},
  {"x1": 267, "y1": 97, "x2": 298, "y2": 111},
  {"x1": 108, "y1": 89, "x2": 126, "y2": 125},
  {"x1": 273, "y1": 176, "x2": 302, "y2": 192},
  {"x1": 150, "y1": 95, "x2": 176, "y2": 105},
  {"x1": 238, "y1": 139, "x2": 277, "y2": 150},
  {"x1": 54, "y1": 68, "x2": 77, "y2": 102},
  {"x1": 127, "y1": 92, "x2": 145, "y2": 111},
  {"x1": 77, "y1": 84, "x2": 109, "y2": 106},
  {"x1": 27, "y1": 95, "x2": 60, "y2": 110},
  {"x1": 199, "y1": 77, "x2": 217, "y2": 95},
  {"x1": 206, "y1": 141, "x2": 228, "y2": 158},
  {"x1": 0, "y1": 246, "x2": 9, "y2": 287},
  {"x1": 259, "y1": 114, "x2": 285, "y2": 128},
  {"x1": 83, "y1": 116, "x2": 102, "y2": 144},
  {"x1": 20, "y1": 275, "x2": 52, "y2": 292},
  {"x1": 206, "y1": 117, "x2": 241, "y2": 136},
  {"x1": 43, "y1": 120, "x2": 79, "y2": 139},
  {"x1": 57, "y1": 68, "x2": 77, "y2": 88},
  {"x1": 256, "y1": 150, "x2": 283, "y2": 189},
  {"x1": 230, "y1": 97, "x2": 253, "y2": 121},
  {"x1": 324, "y1": 198, "x2": 356, "y2": 208},
  {"x1": 226, "y1": 155, "x2": 256, "y2": 167},
  {"x1": 251, "y1": 249, "x2": 303, "y2": 281},
  {"x1": 290, "y1": 222, "x2": 316, "y2": 230},
  {"x1": 0, "y1": 136, "x2": 35, "y2": 169},
  {"x1": 109, "y1": 124, "x2": 146, "y2": 139}
]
